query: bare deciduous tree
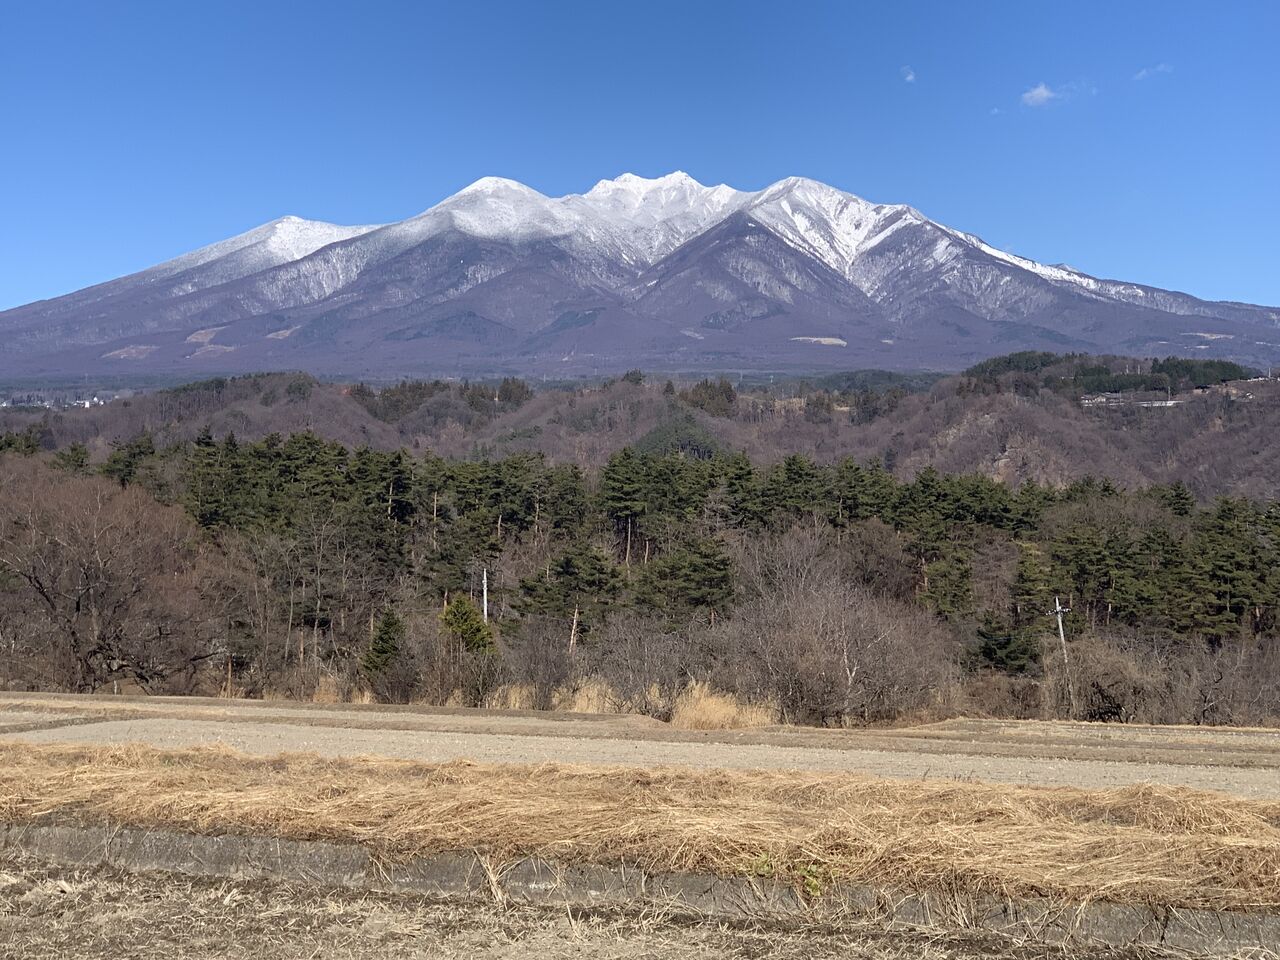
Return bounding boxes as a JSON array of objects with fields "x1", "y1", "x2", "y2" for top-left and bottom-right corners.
[{"x1": 0, "y1": 459, "x2": 220, "y2": 692}]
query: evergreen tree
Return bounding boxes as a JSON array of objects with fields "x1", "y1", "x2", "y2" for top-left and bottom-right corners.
[
  {"x1": 1151, "y1": 481, "x2": 1196, "y2": 517},
  {"x1": 53, "y1": 442, "x2": 90, "y2": 475},
  {"x1": 518, "y1": 544, "x2": 622, "y2": 629},
  {"x1": 721, "y1": 451, "x2": 765, "y2": 528},
  {"x1": 975, "y1": 611, "x2": 1040, "y2": 674},
  {"x1": 100, "y1": 433, "x2": 156, "y2": 488},
  {"x1": 636, "y1": 538, "x2": 734, "y2": 618},
  {"x1": 0, "y1": 424, "x2": 44, "y2": 456},
  {"x1": 759, "y1": 454, "x2": 825, "y2": 525},
  {"x1": 185, "y1": 428, "x2": 232, "y2": 527},
  {"x1": 362, "y1": 609, "x2": 405, "y2": 677},
  {"x1": 441, "y1": 597, "x2": 494, "y2": 653},
  {"x1": 1011, "y1": 542, "x2": 1055, "y2": 628},
  {"x1": 922, "y1": 545, "x2": 974, "y2": 619},
  {"x1": 599, "y1": 448, "x2": 648, "y2": 559}
]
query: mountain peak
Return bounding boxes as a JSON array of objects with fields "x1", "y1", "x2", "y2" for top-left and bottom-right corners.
[
  {"x1": 586, "y1": 171, "x2": 717, "y2": 197},
  {"x1": 455, "y1": 176, "x2": 546, "y2": 199},
  {"x1": 5, "y1": 168, "x2": 1276, "y2": 380}
]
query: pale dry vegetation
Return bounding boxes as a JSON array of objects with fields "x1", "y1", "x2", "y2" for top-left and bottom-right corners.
[
  {"x1": 0, "y1": 858, "x2": 1168, "y2": 960},
  {"x1": 476, "y1": 680, "x2": 774, "y2": 729},
  {"x1": 2, "y1": 742, "x2": 1279, "y2": 913},
  {"x1": 668, "y1": 681, "x2": 776, "y2": 730}
]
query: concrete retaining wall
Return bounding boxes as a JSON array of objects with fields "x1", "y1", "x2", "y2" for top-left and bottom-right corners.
[{"x1": 3, "y1": 821, "x2": 1276, "y2": 955}]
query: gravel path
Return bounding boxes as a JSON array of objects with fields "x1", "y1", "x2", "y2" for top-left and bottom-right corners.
[{"x1": 8, "y1": 715, "x2": 1280, "y2": 798}]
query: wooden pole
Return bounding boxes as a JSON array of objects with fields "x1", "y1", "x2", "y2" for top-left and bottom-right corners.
[{"x1": 1053, "y1": 596, "x2": 1077, "y2": 718}]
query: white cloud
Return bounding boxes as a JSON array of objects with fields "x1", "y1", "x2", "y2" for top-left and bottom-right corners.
[
  {"x1": 1135, "y1": 63, "x2": 1173, "y2": 81},
  {"x1": 1021, "y1": 82, "x2": 1058, "y2": 106},
  {"x1": 900, "y1": 65, "x2": 916, "y2": 83},
  {"x1": 990, "y1": 107, "x2": 1002, "y2": 115}
]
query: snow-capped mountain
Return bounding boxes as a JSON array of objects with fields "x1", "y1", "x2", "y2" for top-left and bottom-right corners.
[{"x1": 2, "y1": 172, "x2": 1277, "y2": 378}]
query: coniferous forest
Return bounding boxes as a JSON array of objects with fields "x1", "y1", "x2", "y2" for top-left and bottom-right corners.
[{"x1": 1, "y1": 357, "x2": 1278, "y2": 726}]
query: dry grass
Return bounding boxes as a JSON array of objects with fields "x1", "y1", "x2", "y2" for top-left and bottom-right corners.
[
  {"x1": 483, "y1": 680, "x2": 776, "y2": 729},
  {"x1": 552, "y1": 679, "x2": 619, "y2": 715},
  {"x1": 668, "y1": 682, "x2": 776, "y2": 730},
  {"x1": 1, "y1": 743, "x2": 1278, "y2": 913},
  {"x1": 478, "y1": 681, "x2": 621, "y2": 714},
  {"x1": 0, "y1": 858, "x2": 1125, "y2": 960}
]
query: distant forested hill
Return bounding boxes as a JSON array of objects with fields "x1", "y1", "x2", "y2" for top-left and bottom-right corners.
[{"x1": 2, "y1": 353, "x2": 1277, "y2": 499}]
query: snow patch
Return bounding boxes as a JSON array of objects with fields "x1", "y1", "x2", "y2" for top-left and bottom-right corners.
[
  {"x1": 185, "y1": 326, "x2": 226, "y2": 344},
  {"x1": 102, "y1": 345, "x2": 158, "y2": 359},
  {"x1": 790, "y1": 336, "x2": 847, "y2": 347}
]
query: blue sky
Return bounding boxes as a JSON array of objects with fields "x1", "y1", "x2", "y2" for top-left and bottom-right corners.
[{"x1": 2, "y1": 0, "x2": 1277, "y2": 309}]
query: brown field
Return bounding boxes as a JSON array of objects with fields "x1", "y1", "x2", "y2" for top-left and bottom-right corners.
[
  {"x1": 3, "y1": 693, "x2": 1280, "y2": 958},
  {"x1": 1, "y1": 692, "x2": 1279, "y2": 797},
  {"x1": 2, "y1": 738, "x2": 1280, "y2": 914}
]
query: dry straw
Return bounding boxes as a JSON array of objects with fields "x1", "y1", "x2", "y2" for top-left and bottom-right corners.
[{"x1": 1, "y1": 742, "x2": 1277, "y2": 912}]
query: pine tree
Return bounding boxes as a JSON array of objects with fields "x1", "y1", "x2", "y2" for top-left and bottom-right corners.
[
  {"x1": 922, "y1": 545, "x2": 974, "y2": 619},
  {"x1": 53, "y1": 442, "x2": 90, "y2": 475},
  {"x1": 362, "y1": 609, "x2": 405, "y2": 677},
  {"x1": 599, "y1": 448, "x2": 648, "y2": 561},
  {"x1": 518, "y1": 544, "x2": 623, "y2": 629},
  {"x1": 1011, "y1": 542, "x2": 1055, "y2": 628},
  {"x1": 759, "y1": 454, "x2": 825, "y2": 525},
  {"x1": 185, "y1": 428, "x2": 230, "y2": 527},
  {"x1": 636, "y1": 539, "x2": 734, "y2": 618},
  {"x1": 441, "y1": 597, "x2": 494, "y2": 653},
  {"x1": 975, "y1": 611, "x2": 1040, "y2": 674},
  {"x1": 721, "y1": 451, "x2": 764, "y2": 528},
  {"x1": 100, "y1": 433, "x2": 156, "y2": 488}
]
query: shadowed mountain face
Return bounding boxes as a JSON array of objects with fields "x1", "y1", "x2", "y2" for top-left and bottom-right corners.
[{"x1": 3, "y1": 172, "x2": 1278, "y2": 378}]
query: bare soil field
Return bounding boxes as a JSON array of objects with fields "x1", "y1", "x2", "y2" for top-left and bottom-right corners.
[
  {"x1": 0, "y1": 857, "x2": 1168, "y2": 960},
  {"x1": 1, "y1": 693, "x2": 1279, "y2": 797}
]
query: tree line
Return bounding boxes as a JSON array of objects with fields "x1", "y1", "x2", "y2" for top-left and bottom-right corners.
[{"x1": 1, "y1": 428, "x2": 1277, "y2": 725}]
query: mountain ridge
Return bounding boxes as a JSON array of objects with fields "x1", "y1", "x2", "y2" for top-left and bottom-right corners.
[{"x1": 2, "y1": 172, "x2": 1277, "y2": 378}]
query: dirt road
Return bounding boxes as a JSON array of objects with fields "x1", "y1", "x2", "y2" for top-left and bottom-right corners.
[{"x1": 2, "y1": 692, "x2": 1278, "y2": 798}]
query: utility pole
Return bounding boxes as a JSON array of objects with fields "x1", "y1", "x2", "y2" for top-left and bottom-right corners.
[
  {"x1": 481, "y1": 568, "x2": 489, "y2": 623},
  {"x1": 1050, "y1": 596, "x2": 1077, "y2": 718}
]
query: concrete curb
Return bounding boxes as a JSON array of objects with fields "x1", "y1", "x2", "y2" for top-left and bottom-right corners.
[{"x1": 3, "y1": 821, "x2": 1277, "y2": 955}]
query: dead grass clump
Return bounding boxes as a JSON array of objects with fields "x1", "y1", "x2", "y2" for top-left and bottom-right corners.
[
  {"x1": 483, "y1": 684, "x2": 539, "y2": 711},
  {"x1": 554, "y1": 679, "x2": 622, "y2": 715},
  {"x1": 669, "y1": 682, "x2": 776, "y2": 730},
  {"x1": 309, "y1": 674, "x2": 346, "y2": 704},
  {"x1": 1, "y1": 742, "x2": 1279, "y2": 913},
  {"x1": 483, "y1": 680, "x2": 625, "y2": 715}
]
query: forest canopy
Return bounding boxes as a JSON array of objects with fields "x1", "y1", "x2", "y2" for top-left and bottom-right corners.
[{"x1": 1, "y1": 417, "x2": 1277, "y2": 727}]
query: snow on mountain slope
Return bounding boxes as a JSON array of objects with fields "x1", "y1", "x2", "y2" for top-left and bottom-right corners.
[
  {"x1": 741, "y1": 177, "x2": 923, "y2": 283},
  {"x1": 149, "y1": 215, "x2": 376, "y2": 277},
  {"x1": 388, "y1": 171, "x2": 753, "y2": 270},
  {"x1": 147, "y1": 216, "x2": 382, "y2": 283},
  {"x1": 4, "y1": 170, "x2": 1278, "y2": 378},
  {"x1": 184, "y1": 172, "x2": 1192, "y2": 314},
  {"x1": 0, "y1": 215, "x2": 383, "y2": 339},
  {"x1": 571, "y1": 171, "x2": 750, "y2": 264}
]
